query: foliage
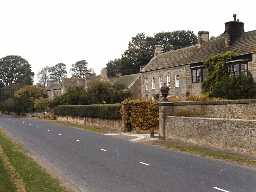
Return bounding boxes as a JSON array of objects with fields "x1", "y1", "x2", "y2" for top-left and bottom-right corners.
[
  {"x1": 49, "y1": 80, "x2": 131, "y2": 108},
  {"x1": 37, "y1": 66, "x2": 50, "y2": 87},
  {"x1": 203, "y1": 51, "x2": 256, "y2": 99},
  {"x1": 0, "y1": 85, "x2": 48, "y2": 114},
  {"x1": 121, "y1": 99, "x2": 159, "y2": 132},
  {"x1": 54, "y1": 104, "x2": 121, "y2": 120},
  {"x1": 106, "y1": 31, "x2": 197, "y2": 77},
  {"x1": 34, "y1": 98, "x2": 49, "y2": 112},
  {"x1": 49, "y1": 63, "x2": 67, "y2": 85},
  {"x1": 0, "y1": 85, "x2": 20, "y2": 102},
  {"x1": 70, "y1": 60, "x2": 95, "y2": 79},
  {"x1": 0, "y1": 98, "x2": 17, "y2": 113},
  {"x1": 0, "y1": 55, "x2": 34, "y2": 87}
]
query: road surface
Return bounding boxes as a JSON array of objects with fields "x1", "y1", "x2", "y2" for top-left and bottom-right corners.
[{"x1": 0, "y1": 116, "x2": 255, "y2": 192}]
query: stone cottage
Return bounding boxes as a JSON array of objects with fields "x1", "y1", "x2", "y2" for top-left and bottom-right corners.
[{"x1": 141, "y1": 15, "x2": 256, "y2": 99}]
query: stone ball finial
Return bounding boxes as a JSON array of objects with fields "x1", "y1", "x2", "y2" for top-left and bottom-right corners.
[{"x1": 160, "y1": 83, "x2": 169, "y2": 101}]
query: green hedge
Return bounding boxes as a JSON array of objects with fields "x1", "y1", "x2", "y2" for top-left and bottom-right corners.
[{"x1": 53, "y1": 104, "x2": 121, "y2": 120}]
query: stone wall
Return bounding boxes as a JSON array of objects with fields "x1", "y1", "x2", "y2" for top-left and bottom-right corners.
[
  {"x1": 57, "y1": 116, "x2": 123, "y2": 132},
  {"x1": 159, "y1": 99, "x2": 256, "y2": 155},
  {"x1": 166, "y1": 116, "x2": 256, "y2": 154}
]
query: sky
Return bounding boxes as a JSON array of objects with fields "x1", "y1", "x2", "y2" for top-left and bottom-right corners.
[{"x1": 0, "y1": 0, "x2": 255, "y2": 82}]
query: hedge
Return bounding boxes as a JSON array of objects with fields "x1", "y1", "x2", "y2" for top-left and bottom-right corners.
[
  {"x1": 53, "y1": 104, "x2": 121, "y2": 120},
  {"x1": 121, "y1": 99, "x2": 159, "y2": 132}
]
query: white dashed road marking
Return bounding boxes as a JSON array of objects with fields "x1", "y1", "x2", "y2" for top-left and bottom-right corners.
[
  {"x1": 75, "y1": 139, "x2": 80, "y2": 142},
  {"x1": 139, "y1": 161, "x2": 150, "y2": 166},
  {"x1": 213, "y1": 186, "x2": 230, "y2": 192},
  {"x1": 58, "y1": 133, "x2": 62, "y2": 136},
  {"x1": 47, "y1": 129, "x2": 51, "y2": 132},
  {"x1": 100, "y1": 148, "x2": 107, "y2": 152}
]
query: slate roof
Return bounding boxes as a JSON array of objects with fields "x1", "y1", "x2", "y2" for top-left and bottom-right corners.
[
  {"x1": 143, "y1": 30, "x2": 256, "y2": 72},
  {"x1": 111, "y1": 73, "x2": 140, "y2": 89}
]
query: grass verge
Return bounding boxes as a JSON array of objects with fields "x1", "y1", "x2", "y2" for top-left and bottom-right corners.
[
  {"x1": 46, "y1": 119, "x2": 118, "y2": 134},
  {"x1": 0, "y1": 156, "x2": 16, "y2": 192},
  {"x1": 150, "y1": 139, "x2": 256, "y2": 167},
  {"x1": 0, "y1": 130, "x2": 69, "y2": 192}
]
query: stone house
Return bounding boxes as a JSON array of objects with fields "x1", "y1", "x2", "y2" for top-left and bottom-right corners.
[
  {"x1": 46, "y1": 78, "x2": 89, "y2": 100},
  {"x1": 141, "y1": 15, "x2": 256, "y2": 100}
]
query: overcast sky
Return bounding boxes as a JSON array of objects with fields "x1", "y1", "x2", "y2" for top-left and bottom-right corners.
[{"x1": 0, "y1": 0, "x2": 255, "y2": 82}]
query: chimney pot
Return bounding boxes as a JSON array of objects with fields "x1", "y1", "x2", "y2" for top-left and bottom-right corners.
[{"x1": 224, "y1": 14, "x2": 244, "y2": 46}]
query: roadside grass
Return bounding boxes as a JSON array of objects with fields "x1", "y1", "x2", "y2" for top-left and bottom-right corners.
[
  {"x1": 151, "y1": 139, "x2": 256, "y2": 167},
  {"x1": 0, "y1": 157, "x2": 16, "y2": 192},
  {"x1": 0, "y1": 130, "x2": 68, "y2": 192},
  {"x1": 46, "y1": 119, "x2": 118, "y2": 134}
]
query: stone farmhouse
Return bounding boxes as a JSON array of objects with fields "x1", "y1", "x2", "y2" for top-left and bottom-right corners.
[{"x1": 140, "y1": 15, "x2": 256, "y2": 100}]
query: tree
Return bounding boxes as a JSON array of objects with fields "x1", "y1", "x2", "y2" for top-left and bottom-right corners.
[
  {"x1": 154, "y1": 30, "x2": 198, "y2": 51},
  {"x1": 202, "y1": 51, "x2": 256, "y2": 99},
  {"x1": 14, "y1": 85, "x2": 48, "y2": 113},
  {"x1": 106, "y1": 31, "x2": 197, "y2": 77},
  {"x1": 49, "y1": 63, "x2": 67, "y2": 85},
  {"x1": 37, "y1": 66, "x2": 50, "y2": 87},
  {"x1": 70, "y1": 60, "x2": 95, "y2": 79},
  {"x1": 0, "y1": 55, "x2": 34, "y2": 86}
]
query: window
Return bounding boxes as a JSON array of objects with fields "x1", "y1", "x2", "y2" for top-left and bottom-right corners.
[
  {"x1": 175, "y1": 75, "x2": 180, "y2": 88},
  {"x1": 152, "y1": 77, "x2": 155, "y2": 89},
  {"x1": 166, "y1": 74, "x2": 171, "y2": 87},
  {"x1": 228, "y1": 63, "x2": 248, "y2": 76},
  {"x1": 145, "y1": 79, "x2": 148, "y2": 91},
  {"x1": 191, "y1": 68, "x2": 203, "y2": 83},
  {"x1": 159, "y1": 76, "x2": 163, "y2": 88}
]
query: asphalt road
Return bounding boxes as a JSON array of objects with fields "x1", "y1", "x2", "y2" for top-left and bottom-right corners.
[{"x1": 0, "y1": 116, "x2": 255, "y2": 192}]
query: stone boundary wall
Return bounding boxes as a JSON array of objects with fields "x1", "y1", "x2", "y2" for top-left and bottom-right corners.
[
  {"x1": 57, "y1": 116, "x2": 123, "y2": 132},
  {"x1": 160, "y1": 99, "x2": 256, "y2": 120},
  {"x1": 166, "y1": 116, "x2": 256, "y2": 154},
  {"x1": 159, "y1": 99, "x2": 256, "y2": 155}
]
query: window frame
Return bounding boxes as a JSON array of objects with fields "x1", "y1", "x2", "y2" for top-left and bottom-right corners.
[{"x1": 191, "y1": 67, "x2": 204, "y2": 83}]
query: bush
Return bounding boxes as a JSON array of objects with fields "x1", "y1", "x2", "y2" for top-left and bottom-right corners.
[
  {"x1": 34, "y1": 98, "x2": 49, "y2": 112},
  {"x1": 121, "y1": 99, "x2": 159, "y2": 132},
  {"x1": 53, "y1": 104, "x2": 121, "y2": 120},
  {"x1": 203, "y1": 51, "x2": 256, "y2": 99}
]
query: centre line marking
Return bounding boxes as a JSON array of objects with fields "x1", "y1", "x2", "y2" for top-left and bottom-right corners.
[
  {"x1": 47, "y1": 129, "x2": 51, "y2": 132},
  {"x1": 100, "y1": 148, "x2": 107, "y2": 152},
  {"x1": 213, "y1": 186, "x2": 230, "y2": 192},
  {"x1": 75, "y1": 139, "x2": 80, "y2": 142},
  {"x1": 58, "y1": 133, "x2": 62, "y2": 136},
  {"x1": 139, "y1": 161, "x2": 150, "y2": 166}
]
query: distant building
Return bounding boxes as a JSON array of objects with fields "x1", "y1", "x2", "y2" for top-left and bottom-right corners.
[
  {"x1": 141, "y1": 15, "x2": 256, "y2": 99},
  {"x1": 111, "y1": 73, "x2": 141, "y2": 99},
  {"x1": 46, "y1": 78, "x2": 89, "y2": 100}
]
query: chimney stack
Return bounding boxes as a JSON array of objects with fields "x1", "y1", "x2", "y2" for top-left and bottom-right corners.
[
  {"x1": 154, "y1": 45, "x2": 163, "y2": 57},
  {"x1": 224, "y1": 14, "x2": 244, "y2": 46},
  {"x1": 198, "y1": 31, "x2": 209, "y2": 45}
]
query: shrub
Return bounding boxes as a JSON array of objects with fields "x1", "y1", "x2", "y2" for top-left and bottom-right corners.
[
  {"x1": 121, "y1": 99, "x2": 159, "y2": 132},
  {"x1": 203, "y1": 51, "x2": 256, "y2": 99},
  {"x1": 34, "y1": 98, "x2": 49, "y2": 112},
  {"x1": 53, "y1": 104, "x2": 121, "y2": 120}
]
